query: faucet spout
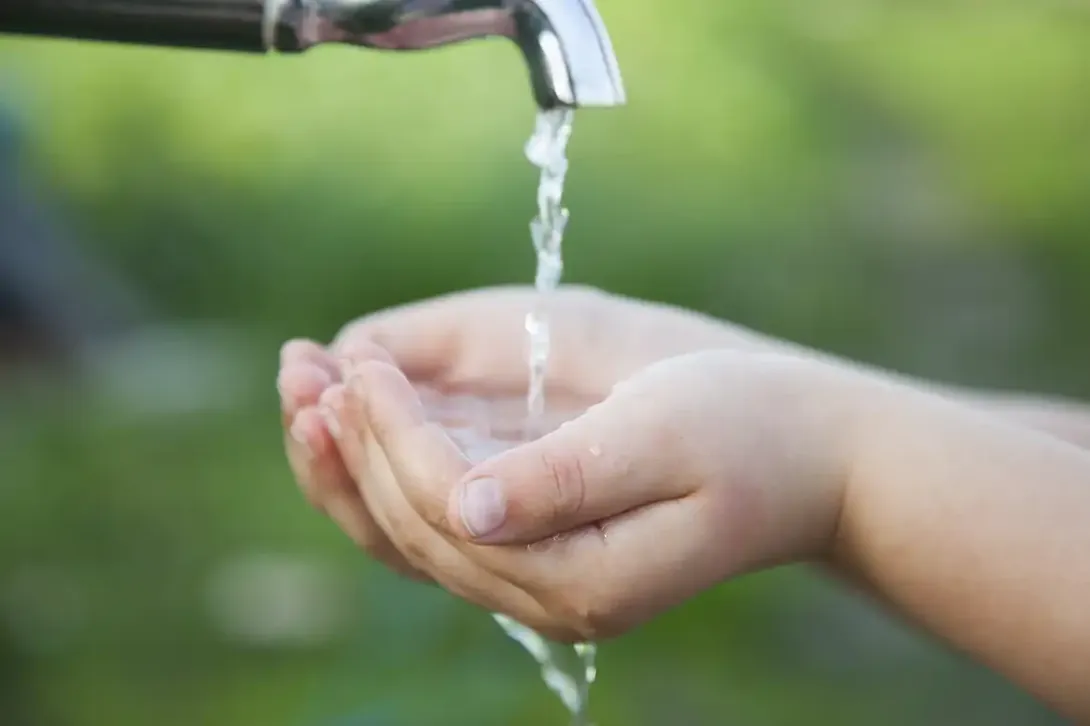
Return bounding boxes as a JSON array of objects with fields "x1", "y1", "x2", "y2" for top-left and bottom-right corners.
[
  {"x1": 0, "y1": 0, "x2": 626, "y2": 109},
  {"x1": 273, "y1": 0, "x2": 626, "y2": 109},
  {"x1": 515, "y1": 0, "x2": 627, "y2": 109}
]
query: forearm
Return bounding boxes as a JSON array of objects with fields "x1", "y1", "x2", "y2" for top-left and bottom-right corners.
[
  {"x1": 833, "y1": 381, "x2": 1090, "y2": 722},
  {"x1": 710, "y1": 321, "x2": 1090, "y2": 449},
  {"x1": 951, "y1": 391, "x2": 1090, "y2": 450}
]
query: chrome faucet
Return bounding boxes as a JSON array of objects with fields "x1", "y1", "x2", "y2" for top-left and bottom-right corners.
[{"x1": 0, "y1": 0, "x2": 626, "y2": 109}]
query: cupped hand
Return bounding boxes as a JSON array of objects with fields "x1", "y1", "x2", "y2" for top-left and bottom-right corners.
[
  {"x1": 278, "y1": 285, "x2": 751, "y2": 580},
  {"x1": 319, "y1": 347, "x2": 861, "y2": 641}
]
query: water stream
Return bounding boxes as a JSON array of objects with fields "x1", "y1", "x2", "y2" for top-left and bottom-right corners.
[
  {"x1": 488, "y1": 109, "x2": 598, "y2": 726},
  {"x1": 425, "y1": 109, "x2": 595, "y2": 725}
]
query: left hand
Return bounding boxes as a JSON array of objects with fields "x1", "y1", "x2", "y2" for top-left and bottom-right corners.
[
  {"x1": 320, "y1": 345, "x2": 861, "y2": 642},
  {"x1": 278, "y1": 285, "x2": 742, "y2": 583}
]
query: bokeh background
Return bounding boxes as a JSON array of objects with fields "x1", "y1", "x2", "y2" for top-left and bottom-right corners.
[{"x1": 1, "y1": 0, "x2": 1088, "y2": 724}]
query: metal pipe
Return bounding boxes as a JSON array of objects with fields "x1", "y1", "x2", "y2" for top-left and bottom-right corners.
[{"x1": 0, "y1": 0, "x2": 626, "y2": 109}]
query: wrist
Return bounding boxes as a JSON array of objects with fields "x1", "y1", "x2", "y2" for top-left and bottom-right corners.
[
  {"x1": 714, "y1": 352, "x2": 870, "y2": 572},
  {"x1": 825, "y1": 374, "x2": 943, "y2": 577}
]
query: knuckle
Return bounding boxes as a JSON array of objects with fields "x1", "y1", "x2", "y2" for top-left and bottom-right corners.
[
  {"x1": 331, "y1": 320, "x2": 367, "y2": 351},
  {"x1": 378, "y1": 526, "x2": 431, "y2": 572},
  {"x1": 398, "y1": 537, "x2": 430, "y2": 567},
  {"x1": 339, "y1": 339, "x2": 394, "y2": 366},
  {"x1": 368, "y1": 536, "x2": 429, "y2": 579},
  {"x1": 537, "y1": 450, "x2": 589, "y2": 525},
  {"x1": 353, "y1": 362, "x2": 410, "y2": 423},
  {"x1": 354, "y1": 359, "x2": 399, "y2": 388},
  {"x1": 279, "y1": 339, "x2": 318, "y2": 365},
  {"x1": 378, "y1": 515, "x2": 441, "y2": 575}
]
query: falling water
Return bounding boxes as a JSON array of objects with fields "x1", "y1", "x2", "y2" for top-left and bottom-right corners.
[
  {"x1": 522, "y1": 108, "x2": 572, "y2": 427},
  {"x1": 488, "y1": 108, "x2": 598, "y2": 726}
]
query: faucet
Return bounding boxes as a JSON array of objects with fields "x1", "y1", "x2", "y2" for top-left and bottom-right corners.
[{"x1": 0, "y1": 0, "x2": 626, "y2": 109}]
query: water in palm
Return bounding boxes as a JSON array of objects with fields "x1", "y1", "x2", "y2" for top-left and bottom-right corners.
[{"x1": 488, "y1": 108, "x2": 598, "y2": 726}]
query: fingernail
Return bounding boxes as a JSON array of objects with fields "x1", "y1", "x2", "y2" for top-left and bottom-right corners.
[
  {"x1": 347, "y1": 367, "x2": 368, "y2": 396},
  {"x1": 289, "y1": 417, "x2": 308, "y2": 445},
  {"x1": 459, "y1": 478, "x2": 507, "y2": 538},
  {"x1": 318, "y1": 386, "x2": 345, "y2": 439},
  {"x1": 287, "y1": 418, "x2": 313, "y2": 457},
  {"x1": 319, "y1": 406, "x2": 342, "y2": 440}
]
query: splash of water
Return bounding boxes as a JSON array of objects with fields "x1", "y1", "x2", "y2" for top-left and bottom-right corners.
[{"x1": 489, "y1": 108, "x2": 598, "y2": 726}]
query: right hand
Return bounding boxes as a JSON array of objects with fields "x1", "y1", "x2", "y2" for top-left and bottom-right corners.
[
  {"x1": 319, "y1": 347, "x2": 857, "y2": 641},
  {"x1": 277, "y1": 285, "x2": 766, "y2": 579}
]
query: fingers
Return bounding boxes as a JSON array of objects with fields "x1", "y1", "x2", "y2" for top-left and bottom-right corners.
[
  {"x1": 279, "y1": 338, "x2": 429, "y2": 581},
  {"x1": 284, "y1": 406, "x2": 342, "y2": 509},
  {"x1": 334, "y1": 359, "x2": 684, "y2": 639},
  {"x1": 281, "y1": 338, "x2": 333, "y2": 368},
  {"x1": 287, "y1": 402, "x2": 410, "y2": 566},
  {"x1": 278, "y1": 342, "x2": 339, "y2": 503},
  {"x1": 329, "y1": 287, "x2": 587, "y2": 393},
  {"x1": 335, "y1": 337, "x2": 396, "y2": 372},
  {"x1": 442, "y1": 378, "x2": 700, "y2": 546},
  {"x1": 280, "y1": 339, "x2": 340, "y2": 391},
  {"x1": 288, "y1": 407, "x2": 376, "y2": 541},
  {"x1": 315, "y1": 385, "x2": 431, "y2": 582},
  {"x1": 331, "y1": 294, "x2": 477, "y2": 384},
  {"x1": 341, "y1": 360, "x2": 471, "y2": 534},
  {"x1": 330, "y1": 355, "x2": 742, "y2": 642},
  {"x1": 278, "y1": 340, "x2": 336, "y2": 425},
  {"x1": 325, "y1": 363, "x2": 560, "y2": 626}
]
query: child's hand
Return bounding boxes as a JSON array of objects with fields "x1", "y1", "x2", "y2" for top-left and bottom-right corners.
[
  {"x1": 318, "y1": 348, "x2": 862, "y2": 641},
  {"x1": 279, "y1": 287, "x2": 1090, "y2": 717},
  {"x1": 278, "y1": 286, "x2": 745, "y2": 581},
  {"x1": 281, "y1": 286, "x2": 1090, "y2": 717}
]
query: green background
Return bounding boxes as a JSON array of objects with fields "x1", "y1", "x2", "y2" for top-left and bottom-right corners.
[{"x1": 1, "y1": 0, "x2": 1087, "y2": 724}]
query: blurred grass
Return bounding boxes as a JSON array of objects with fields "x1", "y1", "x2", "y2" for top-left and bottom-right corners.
[{"x1": 1, "y1": 0, "x2": 1089, "y2": 723}]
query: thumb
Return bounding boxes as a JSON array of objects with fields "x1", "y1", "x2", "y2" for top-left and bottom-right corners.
[{"x1": 446, "y1": 375, "x2": 698, "y2": 545}]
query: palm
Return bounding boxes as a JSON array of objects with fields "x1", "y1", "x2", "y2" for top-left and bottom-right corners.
[
  {"x1": 334, "y1": 286, "x2": 736, "y2": 403},
  {"x1": 417, "y1": 386, "x2": 589, "y2": 463},
  {"x1": 280, "y1": 286, "x2": 755, "y2": 589}
]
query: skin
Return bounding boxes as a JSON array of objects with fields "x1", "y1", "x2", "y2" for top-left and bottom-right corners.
[{"x1": 278, "y1": 285, "x2": 1090, "y2": 721}]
